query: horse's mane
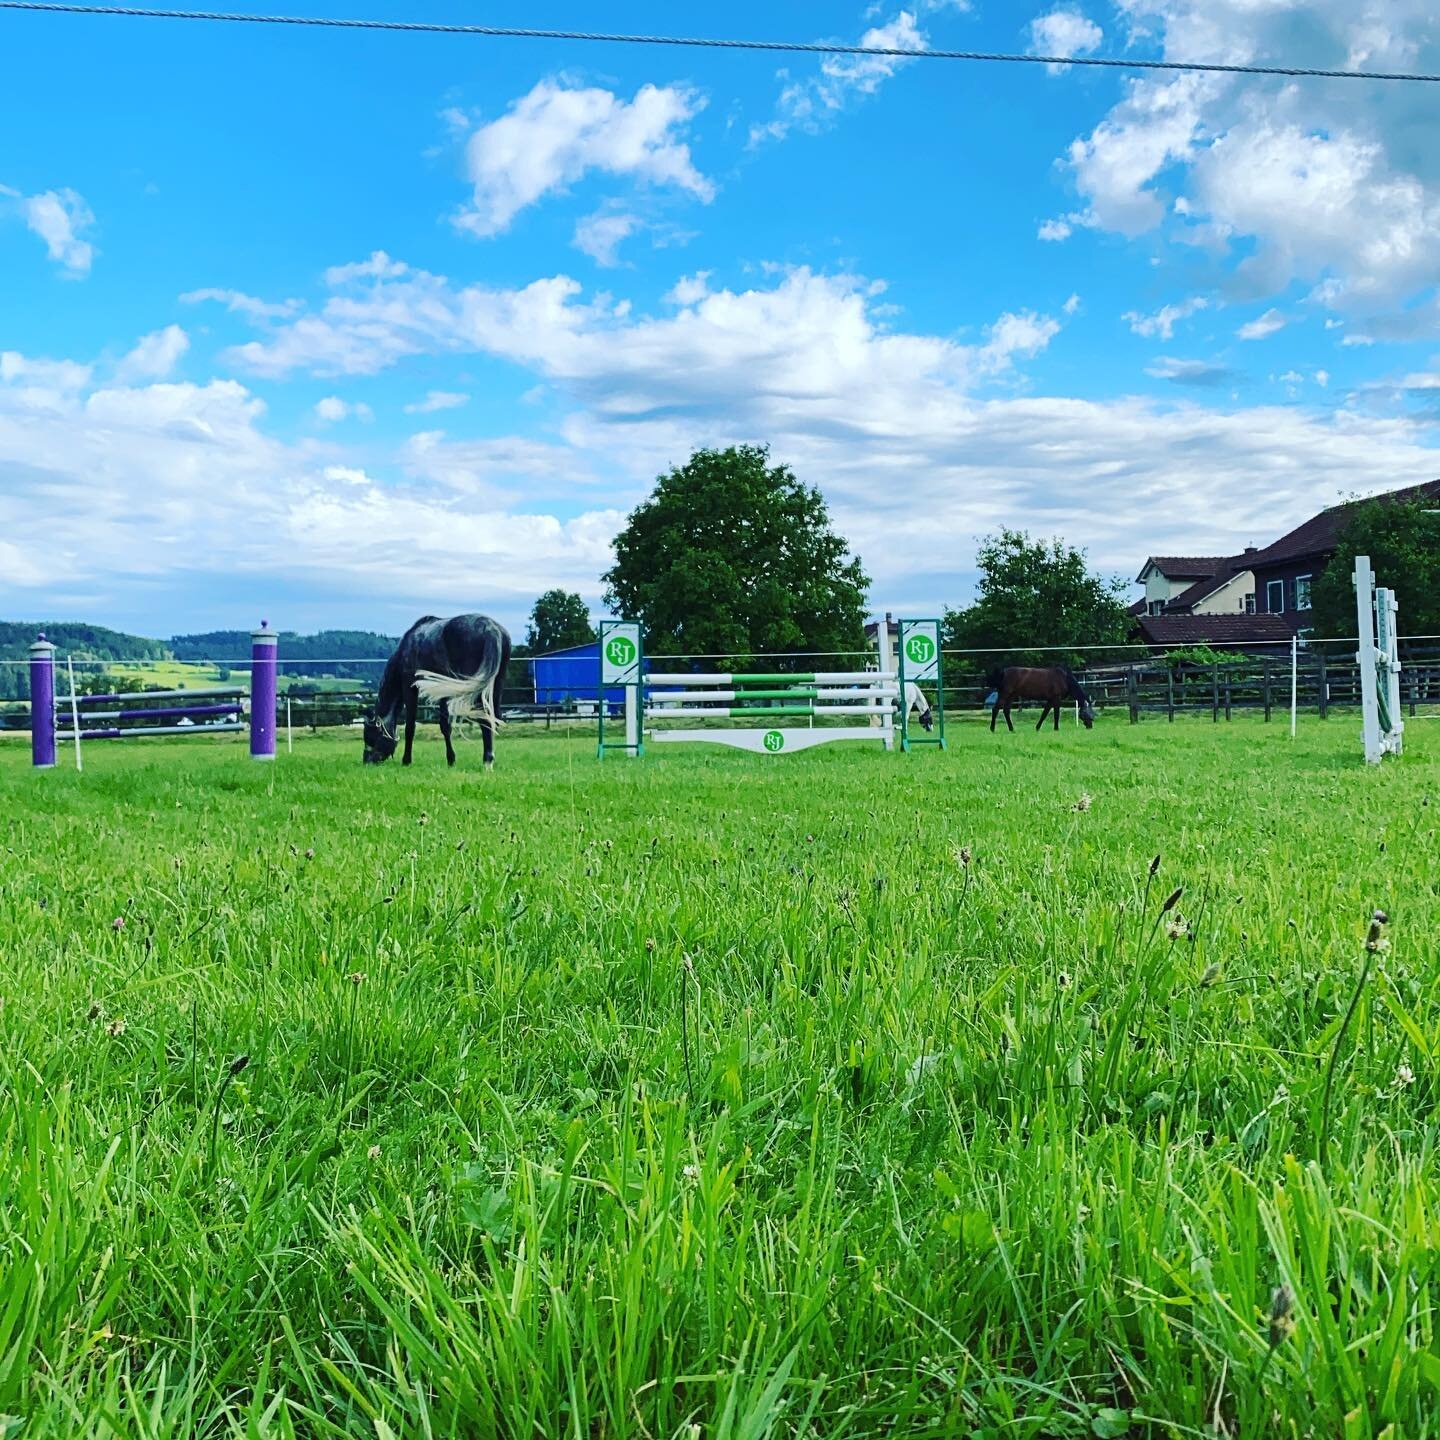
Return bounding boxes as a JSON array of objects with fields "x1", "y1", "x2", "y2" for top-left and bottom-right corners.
[{"x1": 1061, "y1": 666, "x2": 1091, "y2": 703}]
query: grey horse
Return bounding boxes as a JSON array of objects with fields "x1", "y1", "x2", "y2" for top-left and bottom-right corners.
[{"x1": 363, "y1": 614, "x2": 511, "y2": 768}]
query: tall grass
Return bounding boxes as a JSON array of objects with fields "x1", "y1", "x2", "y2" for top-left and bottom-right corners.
[{"x1": 1, "y1": 717, "x2": 1437, "y2": 1436}]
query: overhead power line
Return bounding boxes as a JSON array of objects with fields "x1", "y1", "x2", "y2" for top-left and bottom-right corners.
[{"x1": 3, "y1": 2, "x2": 1440, "y2": 84}]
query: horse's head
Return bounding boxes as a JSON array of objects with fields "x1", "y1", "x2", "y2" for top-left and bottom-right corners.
[
  {"x1": 362, "y1": 716, "x2": 397, "y2": 764},
  {"x1": 1079, "y1": 701, "x2": 1096, "y2": 729},
  {"x1": 919, "y1": 708, "x2": 934, "y2": 732}
]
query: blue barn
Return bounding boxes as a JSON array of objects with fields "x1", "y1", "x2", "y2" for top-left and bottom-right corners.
[{"x1": 531, "y1": 642, "x2": 624, "y2": 707}]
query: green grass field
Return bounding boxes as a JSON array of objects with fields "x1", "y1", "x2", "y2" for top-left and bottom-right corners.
[{"x1": 2, "y1": 717, "x2": 1438, "y2": 1438}]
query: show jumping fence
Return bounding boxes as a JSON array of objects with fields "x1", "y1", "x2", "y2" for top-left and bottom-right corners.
[
  {"x1": 595, "y1": 618, "x2": 947, "y2": 758},
  {"x1": 25, "y1": 624, "x2": 278, "y2": 769}
]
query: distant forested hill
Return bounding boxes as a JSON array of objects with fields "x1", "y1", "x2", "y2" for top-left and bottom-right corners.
[
  {"x1": 170, "y1": 629, "x2": 396, "y2": 679},
  {"x1": 0, "y1": 622, "x2": 169, "y2": 699},
  {"x1": 1, "y1": 624, "x2": 398, "y2": 699}
]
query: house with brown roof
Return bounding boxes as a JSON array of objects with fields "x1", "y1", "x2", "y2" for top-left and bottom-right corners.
[
  {"x1": 1129, "y1": 477, "x2": 1440, "y2": 650},
  {"x1": 1134, "y1": 553, "x2": 1258, "y2": 619},
  {"x1": 1245, "y1": 478, "x2": 1440, "y2": 634}
]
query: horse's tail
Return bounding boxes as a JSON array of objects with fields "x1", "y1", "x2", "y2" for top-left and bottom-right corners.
[{"x1": 413, "y1": 664, "x2": 505, "y2": 727}]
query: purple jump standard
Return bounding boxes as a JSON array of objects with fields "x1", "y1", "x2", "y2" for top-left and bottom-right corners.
[
  {"x1": 29, "y1": 635, "x2": 57, "y2": 769},
  {"x1": 250, "y1": 621, "x2": 278, "y2": 761}
]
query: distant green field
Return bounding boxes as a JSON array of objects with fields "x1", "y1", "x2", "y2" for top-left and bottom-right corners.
[{"x1": 2, "y1": 719, "x2": 1437, "y2": 1437}]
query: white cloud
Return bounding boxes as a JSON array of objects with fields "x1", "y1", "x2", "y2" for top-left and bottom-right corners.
[
  {"x1": 323, "y1": 464, "x2": 373, "y2": 486},
  {"x1": 180, "y1": 287, "x2": 302, "y2": 321},
  {"x1": 313, "y1": 396, "x2": 373, "y2": 423},
  {"x1": 1237, "y1": 308, "x2": 1287, "y2": 341},
  {"x1": 11, "y1": 256, "x2": 1440, "y2": 623},
  {"x1": 1145, "y1": 355, "x2": 1237, "y2": 387},
  {"x1": 3, "y1": 185, "x2": 96, "y2": 275},
  {"x1": 1063, "y1": 293, "x2": 1082, "y2": 315},
  {"x1": 666, "y1": 272, "x2": 712, "y2": 306},
  {"x1": 116, "y1": 325, "x2": 189, "y2": 382},
  {"x1": 0, "y1": 369, "x2": 623, "y2": 620},
  {"x1": 453, "y1": 81, "x2": 713, "y2": 237},
  {"x1": 573, "y1": 209, "x2": 640, "y2": 267},
  {"x1": 751, "y1": 11, "x2": 927, "y2": 145},
  {"x1": 1057, "y1": 3, "x2": 1440, "y2": 325},
  {"x1": 403, "y1": 390, "x2": 470, "y2": 415},
  {"x1": 1038, "y1": 218, "x2": 1073, "y2": 242},
  {"x1": 1123, "y1": 296, "x2": 1207, "y2": 339},
  {"x1": 1029, "y1": 9, "x2": 1104, "y2": 74},
  {"x1": 1314, "y1": 369, "x2": 1330, "y2": 387}
]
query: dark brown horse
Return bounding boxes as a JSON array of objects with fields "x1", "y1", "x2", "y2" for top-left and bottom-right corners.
[{"x1": 988, "y1": 666, "x2": 1095, "y2": 733}]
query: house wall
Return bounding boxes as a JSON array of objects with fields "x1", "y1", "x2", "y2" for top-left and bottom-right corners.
[
  {"x1": 1253, "y1": 559, "x2": 1324, "y2": 624},
  {"x1": 1144, "y1": 573, "x2": 1193, "y2": 607},
  {"x1": 1192, "y1": 570, "x2": 1256, "y2": 615}
]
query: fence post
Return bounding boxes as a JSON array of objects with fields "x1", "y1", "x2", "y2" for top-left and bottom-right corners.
[
  {"x1": 250, "y1": 622, "x2": 278, "y2": 761},
  {"x1": 1127, "y1": 667, "x2": 1139, "y2": 724},
  {"x1": 1263, "y1": 659, "x2": 1272, "y2": 722},
  {"x1": 1317, "y1": 651, "x2": 1328, "y2": 719},
  {"x1": 29, "y1": 635, "x2": 57, "y2": 769},
  {"x1": 1211, "y1": 663, "x2": 1220, "y2": 722},
  {"x1": 1166, "y1": 667, "x2": 1174, "y2": 722}
]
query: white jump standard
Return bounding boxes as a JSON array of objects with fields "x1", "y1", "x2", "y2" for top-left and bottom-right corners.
[{"x1": 1354, "y1": 554, "x2": 1403, "y2": 766}]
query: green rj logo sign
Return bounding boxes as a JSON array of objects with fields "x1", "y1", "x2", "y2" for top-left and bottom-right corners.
[
  {"x1": 905, "y1": 633, "x2": 936, "y2": 666},
  {"x1": 762, "y1": 730, "x2": 785, "y2": 753},
  {"x1": 605, "y1": 635, "x2": 637, "y2": 669}
]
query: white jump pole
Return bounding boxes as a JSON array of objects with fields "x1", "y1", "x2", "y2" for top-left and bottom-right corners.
[
  {"x1": 286, "y1": 695, "x2": 293, "y2": 754},
  {"x1": 1356, "y1": 555, "x2": 1381, "y2": 765},
  {"x1": 1289, "y1": 636, "x2": 1297, "y2": 740},
  {"x1": 67, "y1": 656, "x2": 83, "y2": 773}
]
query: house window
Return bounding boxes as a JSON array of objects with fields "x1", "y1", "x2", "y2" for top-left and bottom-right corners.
[
  {"x1": 1296, "y1": 574, "x2": 1313, "y2": 611},
  {"x1": 1244, "y1": 592, "x2": 1256, "y2": 614},
  {"x1": 1266, "y1": 579, "x2": 1284, "y2": 614},
  {"x1": 1148, "y1": 599, "x2": 1164, "y2": 616}
]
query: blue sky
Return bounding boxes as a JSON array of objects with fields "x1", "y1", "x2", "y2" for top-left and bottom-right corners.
[{"x1": 3, "y1": 0, "x2": 1439, "y2": 639}]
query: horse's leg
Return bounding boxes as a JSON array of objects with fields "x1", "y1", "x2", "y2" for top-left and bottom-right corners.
[
  {"x1": 439, "y1": 699, "x2": 455, "y2": 766},
  {"x1": 1054, "y1": 702, "x2": 1061, "y2": 731},
  {"x1": 1036, "y1": 703, "x2": 1050, "y2": 731},
  {"x1": 402, "y1": 688, "x2": 418, "y2": 765},
  {"x1": 990, "y1": 698, "x2": 999, "y2": 732},
  {"x1": 1005, "y1": 702, "x2": 1015, "y2": 732}
]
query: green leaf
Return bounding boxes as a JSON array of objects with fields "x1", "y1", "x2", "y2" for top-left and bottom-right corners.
[{"x1": 1092, "y1": 1408, "x2": 1132, "y2": 1438}]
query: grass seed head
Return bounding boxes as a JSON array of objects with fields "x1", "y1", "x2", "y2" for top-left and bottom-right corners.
[
  {"x1": 111, "y1": 916, "x2": 125, "y2": 931},
  {"x1": 1268, "y1": 1284, "x2": 1296, "y2": 1348},
  {"x1": 1161, "y1": 886, "x2": 1184, "y2": 914},
  {"x1": 348, "y1": 970, "x2": 367, "y2": 986},
  {"x1": 1199, "y1": 962, "x2": 1221, "y2": 988},
  {"x1": 229, "y1": 1054, "x2": 250, "y2": 1077},
  {"x1": 1149, "y1": 854, "x2": 1162, "y2": 877},
  {"x1": 1074, "y1": 793, "x2": 1092, "y2": 813},
  {"x1": 106, "y1": 1017, "x2": 127, "y2": 1037}
]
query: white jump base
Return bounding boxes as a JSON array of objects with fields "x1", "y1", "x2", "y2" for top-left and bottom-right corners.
[{"x1": 647, "y1": 724, "x2": 888, "y2": 754}]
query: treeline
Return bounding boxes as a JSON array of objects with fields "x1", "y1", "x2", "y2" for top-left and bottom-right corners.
[
  {"x1": 170, "y1": 629, "x2": 396, "y2": 679},
  {"x1": 0, "y1": 622, "x2": 170, "y2": 700}
]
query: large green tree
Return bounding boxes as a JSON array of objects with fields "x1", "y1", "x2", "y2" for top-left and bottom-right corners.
[
  {"x1": 524, "y1": 589, "x2": 595, "y2": 653},
  {"x1": 602, "y1": 446, "x2": 870, "y2": 657},
  {"x1": 1310, "y1": 493, "x2": 1440, "y2": 643},
  {"x1": 942, "y1": 529, "x2": 1130, "y2": 669}
]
